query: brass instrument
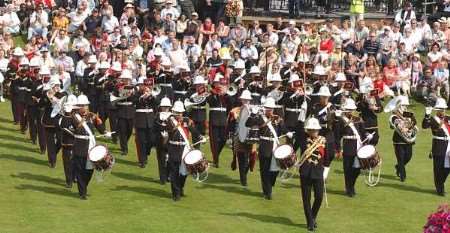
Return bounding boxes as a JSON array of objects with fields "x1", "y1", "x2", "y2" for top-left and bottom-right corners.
[
  {"x1": 226, "y1": 83, "x2": 238, "y2": 96},
  {"x1": 391, "y1": 112, "x2": 418, "y2": 143},
  {"x1": 267, "y1": 86, "x2": 284, "y2": 102},
  {"x1": 110, "y1": 84, "x2": 135, "y2": 103},
  {"x1": 298, "y1": 136, "x2": 326, "y2": 168}
]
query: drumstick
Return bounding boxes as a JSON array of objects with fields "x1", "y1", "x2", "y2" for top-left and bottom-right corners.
[
  {"x1": 278, "y1": 132, "x2": 295, "y2": 140},
  {"x1": 324, "y1": 182, "x2": 329, "y2": 208},
  {"x1": 191, "y1": 136, "x2": 209, "y2": 147},
  {"x1": 361, "y1": 132, "x2": 375, "y2": 145}
]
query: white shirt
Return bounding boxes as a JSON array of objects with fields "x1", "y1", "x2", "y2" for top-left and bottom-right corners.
[
  {"x1": 53, "y1": 36, "x2": 70, "y2": 52},
  {"x1": 53, "y1": 72, "x2": 71, "y2": 93},
  {"x1": 240, "y1": 46, "x2": 259, "y2": 60},
  {"x1": 101, "y1": 15, "x2": 120, "y2": 33},
  {"x1": 0, "y1": 58, "x2": 9, "y2": 72},
  {"x1": 68, "y1": 11, "x2": 89, "y2": 32},
  {"x1": 75, "y1": 60, "x2": 88, "y2": 77},
  {"x1": 160, "y1": 7, "x2": 180, "y2": 19},
  {"x1": 30, "y1": 11, "x2": 49, "y2": 28}
]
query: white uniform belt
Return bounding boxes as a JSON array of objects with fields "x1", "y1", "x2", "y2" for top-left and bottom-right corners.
[
  {"x1": 117, "y1": 102, "x2": 133, "y2": 106},
  {"x1": 169, "y1": 140, "x2": 186, "y2": 145},
  {"x1": 160, "y1": 83, "x2": 172, "y2": 87},
  {"x1": 18, "y1": 87, "x2": 27, "y2": 90},
  {"x1": 260, "y1": 136, "x2": 276, "y2": 141},
  {"x1": 136, "y1": 109, "x2": 154, "y2": 113},
  {"x1": 433, "y1": 136, "x2": 449, "y2": 141},
  {"x1": 251, "y1": 93, "x2": 261, "y2": 97},
  {"x1": 74, "y1": 135, "x2": 90, "y2": 140},
  {"x1": 191, "y1": 106, "x2": 206, "y2": 110},
  {"x1": 285, "y1": 108, "x2": 302, "y2": 112},
  {"x1": 25, "y1": 88, "x2": 32, "y2": 92},
  {"x1": 174, "y1": 91, "x2": 187, "y2": 94},
  {"x1": 210, "y1": 107, "x2": 227, "y2": 112},
  {"x1": 343, "y1": 135, "x2": 358, "y2": 140}
]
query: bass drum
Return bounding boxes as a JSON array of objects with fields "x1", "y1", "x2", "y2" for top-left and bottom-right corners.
[
  {"x1": 184, "y1": 150, "x2": 208, "y2": 175},
  {"x1": 274, "y1": 144, "x2": 297, "y2": 170},
  {"x1": 88, "y1": 145, "x2": 115, "y2": 171},
  {"x1": 357, "y1": 145, "x2": 380, "y2": 170}
]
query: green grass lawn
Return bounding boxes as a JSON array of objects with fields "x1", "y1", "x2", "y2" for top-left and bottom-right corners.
[{"x1": 0, "y1": 99, "x2": 447, "y2": 233}]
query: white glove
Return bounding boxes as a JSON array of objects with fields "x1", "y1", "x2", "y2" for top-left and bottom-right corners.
[
  {"x1": 425, "y1": 107, "x2": 433, "y2": 115},
  {"x1": 200, "y1": 136, "x2": 207, "y2": 144},
  {"x1": 104, "y1": 131, "x2": 113, "y2": 138},
  {"x1": 250, "y1": 106, "x2": 259, "y2": 114},
  {"x1": 161, "y1": 131, "x2": 168, "y2": 138},
  {"x1": 335, "y1": 110, "x2": 342, "y2": 117},
  {"x1": 323, "y1": 167, "x2": 330, "y2": 180},
  {"x1": 286, "y1": 132, "x2": 294, "y2": 139},
  {"x1": 366, "y1": 133, "x2": 374, "y2": 141}
]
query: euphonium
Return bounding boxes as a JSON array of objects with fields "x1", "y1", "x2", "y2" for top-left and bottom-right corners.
[{"x1": 392, "y1": 112, "x2": 418, "y2": 143}]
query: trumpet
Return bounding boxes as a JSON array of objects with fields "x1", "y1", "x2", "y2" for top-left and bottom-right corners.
[{"x1": 298, "y1": 136, "x2": 326, "y2": 168}]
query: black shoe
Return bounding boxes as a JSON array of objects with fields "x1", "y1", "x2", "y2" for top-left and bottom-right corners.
[
  {"x1": 31, "y1": 140, "x2": 36, "y2": 145},
  {"x1": 121, "y1": 151, "x2": 127, "y2": 156},
  {"x1": 65, "y1": 183, "x2": 72, "y2": 189},
  {"x1": 49, "y1": 163, "x2": 56, "y2": 168},
  {"x1": 138, "y1": 163, "x2": 145, "y2": 168},
  {"x1": 172, "y1": 195, "x2": 180, "y2": 202},
  {"x1": 314, "y1": 221, "x2": 317, "y2": 229},
  {"x1": 400, "y1": 176, "x2": 405, "y2": 182},
  {"x1": 40, "y1": 149, "x2": 45, "y2": 155},
  {"x1": 80, "y1": 195, "x2": 87, "y2": 200},
  {"x1": 181, "y1": 190, "x2": 185, "y2": 197},
  {"x1": 307, "y1": 226, "x2": 315, "y2": 232},
  {"x1": 264, "y1": 194, "x2": 272, "y2": 200},
  {"x1": 395, "y1": 165, "x2": 400, "y2": 177},
  {"x1": 159, "y1": 180, "x2": 166, "y2": 185}
]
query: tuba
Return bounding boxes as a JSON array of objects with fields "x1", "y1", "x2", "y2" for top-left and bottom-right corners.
[{"x1": 391, "y1": 112, "x2": 418, "y2": 143}]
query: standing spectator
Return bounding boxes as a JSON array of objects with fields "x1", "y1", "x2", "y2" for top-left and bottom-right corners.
[
  {"x1": 160, "y1": 0, "x2": 180, "y2": 19},
  {"x1": 394, "y1": 1, "x2": 415, "y2": 29},
  {"x1": 350, "y1": 0, "x2": 364, "y2": 28}
]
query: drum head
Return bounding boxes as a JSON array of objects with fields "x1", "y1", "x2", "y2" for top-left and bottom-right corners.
[
  {"x1": 274, "y1": 145, "x2": 293, "y2": 159},
  {"x1": 357, "y1": 145, "x2": 376, "y2": 159},
  {"x1": 89, "y1": 145, "x2": 107, "y2": 162},
  {"x1": 184, "y1": 150, "x2": 203, "y2": 165}
]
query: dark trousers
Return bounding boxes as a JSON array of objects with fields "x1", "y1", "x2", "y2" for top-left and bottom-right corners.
[
  {"x1": 108, "y1": 109, "x2": 118, "y2": 142},
  {"x1": 45, "y1": 127, "x2": 61, "y2": 166},
  {"x1": 62, "y1": 146, "x2": 73, "y2": 186},
  {"x1": 118, "y1": 118, "x2": 133, "y2": 154},
  {"x1": 259, "y1": 154, "x2": 278, "y2": 196},
  {"x1": 366, "y1": 129, "x2": 379, "y2": 146},
  {"x1": 209, "y1": 124, "x2": 227, "y2": 165},
  {"x1": 11, "y1": 98, "x2": 18, "y2": 123},
  {"x1": 237, "y1": 150, "x2": 251, "y2": 186},
  {"x1": 27, "y1": 106, "x2": 39, "y2": 144},
  {"x1": 288, "y1": 0, "x2": 302, "y2": 17},
  {"x1": 300, "y1": 175, "x2": 324, "y2": 228},
  {"x1": 288, "y1": 126, "x2": 307, "y2": 154},
  {"x1": 168, "y1": 160, "x2": 187, "y2": 198},
  {"x1": 72, "y1": 156, "x2": 93, "y2": 197},
  {"x1": 135, "y1": 127, "x2": 155, "y2": 164},
  {"x1": 192, "y1": 120, "x2": 206, "y2": 149},
  {"x1": 433, "y1": 156, "x2": 450, "y2": 194},
  {"x1": 394, "y1": 144, "x2": 413, "y2": 180},
  {"x1": 17, "y1": 102, "x2": 27, "y2": 132},
  {"x1": 156, "y1": 145, "x2": 169, "y2": 183},
  {"x1": 88, "y1": 97, "x2": 98, "y2": 114},
  {"x1": 343, "y1": 155, "x2": 360, "y2": 194}
]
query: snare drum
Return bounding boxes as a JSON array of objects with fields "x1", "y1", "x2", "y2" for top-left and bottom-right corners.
[
  {"x1": 274, "y1": 144, "x2": 297, "y2": 170},
  {"x1": 88, "y1": 145, "x2": 115, "y2": 171},
  {"x1": 357, "y1": 145, "x2": 380, "y2": 170},
  {"x1": 183, "y1": 150, "x2": 208, "y2": 174}
]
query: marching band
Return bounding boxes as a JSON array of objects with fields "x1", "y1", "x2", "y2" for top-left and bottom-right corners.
[{"x1": 2, "y1": 53, "x2": 449, "y2": 231}]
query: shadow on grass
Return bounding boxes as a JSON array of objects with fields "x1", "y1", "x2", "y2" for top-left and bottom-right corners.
[
  {"x1": 0, "y1": 132, "x2": 31, "y2": 143},
  {"x1": 112, "y1": 171, "x2": 161, "y2": 184},
  {"x1": 196, "y1": 183, "x2": 262, "y2": 198},
  {"x1": 11, "y1": 172, "x2": 65, "y2": 186},
  {"x1": 15, "y1": 184, "x2": 77, "y2": 199},
  {"x1": 204, "y1": 172, "x2": 240, "y2": 184},
  {"x1": 0, "y1": 141, "x2": 38, "y2": 154},
  {"x1": 114, "y1": 157, "x2": 138, "y2": 167},
  {"x1": 221, "y1": 212, "x2": 305, "y2": 228},
  {"x1": 111, "y1": 185, "x2": 170, "y2": 199},
  {"x1": 377, "y1": 182, "x2": 436, "y2": 195},
  {"x1": 324, "y1": 187, "x2": 347, "y2": 196},
  {"x1": 0, "y1": 153, "x2": 47, "y2": 166},
  {"x1": 334, "y1": 169, "x2": 399, "y2": 181},
  {"x1": 0, "y1": 115, "x2": 15, "y2": 124}
]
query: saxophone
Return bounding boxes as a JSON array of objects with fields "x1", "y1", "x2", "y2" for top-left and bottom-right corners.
[{"x1": 298, "y1": 136, "x2": 326, "y2": 167}]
